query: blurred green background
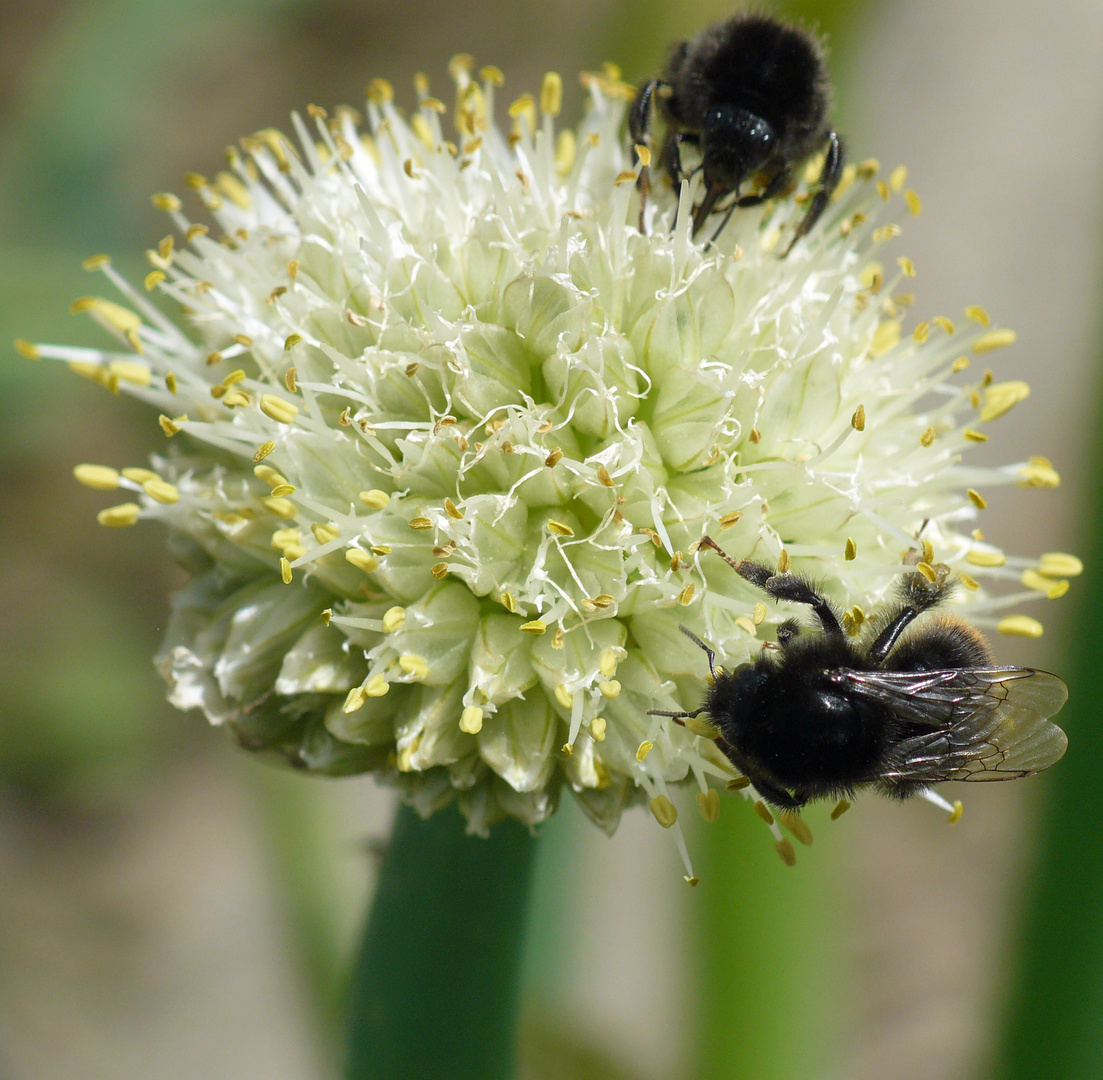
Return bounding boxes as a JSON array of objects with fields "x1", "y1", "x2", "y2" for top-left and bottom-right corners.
[{"x1": 2, "y1": 1, "x2": 1101, "y2": 1077}]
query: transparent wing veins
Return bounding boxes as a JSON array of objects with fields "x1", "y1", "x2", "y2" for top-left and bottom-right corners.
[{"x1": 835, "y1": 666, "x2": 1068, "y2": 785}]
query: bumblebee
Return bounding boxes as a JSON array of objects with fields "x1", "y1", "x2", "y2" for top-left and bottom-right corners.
[
  {"x1": 630, "y1": 12, "x2": 843, "y2": 250},
  {"x1": 652, "y1": 537, "x2": 1068, "y2": 811}
]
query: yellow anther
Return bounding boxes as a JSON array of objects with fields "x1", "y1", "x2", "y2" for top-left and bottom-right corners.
[
  {"x1": 552, "y1": 626, "x2": 565, "y2": 650},
  {"x1": 222, "y1": 389, "x2": 251, "y2": 408},
  {"x1": 1039, "y1": 553, "x2": 1083, "y2": 578},
  {"x1": 774, "y1": 839, "x2": 797, "y2": 867},
  {"x1": 74, "y1": 464, "x2": 120, "y2": 490},
  {"x1": 683, "y1": 714, "x2": 719, "y2": 739},
  {"x1": 599, "y1": 649, "x2": 619, "y2": 678},
  {"x1": 889, "y1": 164, "x2": 907, "y2": 192},
  {"x1": 540, "y1": 72, "x2": 562, "y2": 116},
  {"x1": 726, "y1": 776, "x2": 751, "y2": 791},
  {"x1": 590, "y1": 594, "x2": 616, "y2": 609},
  {"x1": 897, "y1": 256, "x2": 916, "y2": 278},
  {"x1": 547, "y1": 519, "x2": 574, "y2": 537},
  {"x1": 1021, "y1": 569, "x2": 1068, "y2": 598},
  {"x1": 678, "y1": 583, "x2": 696, "y2": 606},
  {"x1": 508, "y1": 92, "x2": 536, "y2": 119},
  {"x1": 965, "y1": 305, "x2": 990, "y2": 327},
  {"x1": 963, "y1": 429, "x2": 988, "y2": 442},
  {"x1": 980, "y1": 380, "x2": 1030, "y2": 423},
  {"x1": 859, "y1": 262, "x2": 883, "y2": 289},
  {"x1": 684, "y1": 875, "x2": 700, "y2": 887},
  {"x1": 342, "y1": 686, "x2": 367, "y2": 714},
  {"x1": 500, "y1": 592, "x2": 517, "y2": 613},
  {"x1": 696, "y1": 789, "x2": 721, "y2": 823},
  {"x1": 459, "y1": 706, "x2": 484, "y2": 735},
  {"x1": 82, "y1": 254, "x2": 111, "y2": 270},
  {"x1": 998, "y1": 615, "x2": 1044, "y2": 638},
  {"x1": 346, "y1": 549, "x2": 379, "y2": 573},
  {"x1": 916, "y1": 561, "x2": 937, "y2": 583},
  {"x1": 260, "y1": 394, "x2": 299, "y2": 424},
  {"x1": 164, "y1": 372, "x2": 177, "y2": 394},
  {"x1": 920, "y1": 426, "x2": 936, "y2": 447},
  {"x1": 966, "y1": 548, "x2": 1006, "y2": 567},
  {"x1": 96, "y1": 502, "x2": 141, "y2": 528},
  {"x1": 444, "y1": 497, "x2": 464, "y2": 519},
  {"x1": 967, "y1": 489, "x2": 987, "y2": 509},
  {"x1": 649, "y1": 795, "x2": 678, "y2": 828},
  {"x1": 636, "y1": 740, "x2": 653, "y2": 762},
  {"x1": 286, "y1": 259, "x2": 299, "y2": 279},
  {"x1": 598, "y1": 680, "x2": 621, "y2": 698},
  {"x1": 254, "y1": 465, "x2": 287, "y2": 489},
  {"x1": 554, "y1": 684, "x2": 573, "y2": 709},
  {"x1": 311, "y1": 522, "x2": 339, "y2": 544},
  {"x1": 279, "y1": 557, "x2": 292, "y2": 584},
  {"x1": 370, "y1": 544, "x2": 392, "y2": 556},
  {"x1": 408, "y1": 516, "x2": 433, "y2": 530},
  {"x1": 932, "y1": 316, "x2": 955, "y2": 335},
  {"x1": 844, "y1": 537, "x2": 857, "y2": 561},
  {"x1": 873, "y1": 224, "x2": 901, "y2": 243},
  {"x1": 973, "y1": 329, "x2": 1017, "y2": 354},
  {"x1": 108, "y1": 360, "x2": 152, "y2": 386},
  {"x1": 779, "y1": 811, "x2": 814, "y2": 847},
  {"x1": 367, "y1": 77, "x2": 395, "y2": 103},
  {"x1": 959, "y1": 573, "x2": 980, "y2": 591},
  {"x1": 830, "y1": 799, "x2": 851, "y2": 820},
  {"x1": 904, "y1": 189, "x2": 922, "y2": 215},
  {"x1": 359, "y1": 489, "x2": 390, "y2": 509},
  {"x1": 120, "y1": 467, "x2": 159, "y2": 484},
  {"x1": 283, "y1": 367, "x2": 298, "y2": 393},
  {"x1": 719, "y1": 511, "x2": 742, "y2": 529},
  {"x1": 215, "y1": 171, "x2": 251, "y2": 209},
  {"x1": 520, "y1": 620, "x2": 547, "y2": 634},
  {"x1": 921, "y1": 539, "x2": 934, "y2": 564},
  {"x1": 431, "y1": 563, "x2": 449, "y2": 580},
  {"x1": 144, "y1": 270, "x2": 166, "y2": 291},
  {"x1": 143, "y1": 478, "x2": 179, "y2": 504},
  {"x1": 14, "y1": 338, "x2": 40, "y2": 360},
  {"x1": 152, "y1": 192, "x2": 182, "y2": 212},
  {"x1": 913, "y1": 322, "x2": 930, "y2": 344},
  {"x1": 480, "y1": 64, "x2": 504, "y2": 86},
  {"x1": 399, "y1": 654, "x2": 430, "y2": 679},
  {"x1": 596, "y1": 464, "x2": 614, "y2": 487},
  {"x1": 382, "y1": 606, "x2": 406, "y2": 634},
  {"x1": 948, "y1": 800, "x2": 964, "y2": 824},
  {"x1": 262, "y1": 496, "x2": 297, "y2": 518},
  {"x1": 589, "y1": 717, "x2": 606, "y2": 741},
  {"x1": 748, "y1": 426, "x2": 762, "y2": 443},
  {"x1": 870, "y1": 320, "x2": 901, "y2": 357},
  {"x1": 1018, "y1": 458, "x2": 1060, "y2": 488},
  {"x1": 321, "y1": 608, "x2": 332, "y2": 626},
  {"x1": 359, "y1": 673, "x2": 386, "y2": 698},
  {"x1": 777, "y1": 550, "x2": 791, "y2": 574},
  {"x1": 744, "y1": 602, "x2": 764, "y2": 628},
  {"x1": 857, "y1": 157, "x2": 879, "y2": 177},
  {"x1": 753, "y1": 800, "x2": 775, "y2": 825}
]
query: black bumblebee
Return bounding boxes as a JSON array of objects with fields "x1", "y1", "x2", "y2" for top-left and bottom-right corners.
[
  {"x1": 651, "y1": 537, "x2": 1068, "y2": 812},
  {"x1": 629, "y1": 12, "x2": 843, "y2": 250}
]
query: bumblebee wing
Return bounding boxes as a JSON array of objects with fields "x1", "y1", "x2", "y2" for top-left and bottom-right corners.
[{"x1": 837, "y1": 667, "x2": 1068, "y2": 783}]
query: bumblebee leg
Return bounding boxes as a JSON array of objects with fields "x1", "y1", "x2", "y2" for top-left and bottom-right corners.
[
  {"x1": 699, "y1": 536, "x2": 844, "y2": 636},
  {"x1": 647, "y1": 707, "x2": 706, "y2": 721},
  {"x1": 746, "y1": 772, "x2": 805, "y2": 811},
  {"x1": 868, "y1": 569, "x2": 955, "y2": 663},
  {"x1": 779, "y1": 130, "x2": 845, "y2": 257},
  {"x1": 678, "y1": 625, "x2": 717, "y2": 677},
  {"x1": 629, "y1": 80, "x2": 658, "y2": 230}
]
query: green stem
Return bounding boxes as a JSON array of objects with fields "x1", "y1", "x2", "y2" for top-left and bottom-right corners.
[{"x1": 345, "y1": 803, "x2": 539, "y2": 1080}]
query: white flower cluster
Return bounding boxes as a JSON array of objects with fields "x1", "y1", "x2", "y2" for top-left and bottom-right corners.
[{"x1": 33, "y1": 60, "x2": 1074, "y2": 861}]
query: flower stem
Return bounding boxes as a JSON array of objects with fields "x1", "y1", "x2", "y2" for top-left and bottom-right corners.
[{"x1": 345, "y1": 803, "x2": 539, "y2": 1080}]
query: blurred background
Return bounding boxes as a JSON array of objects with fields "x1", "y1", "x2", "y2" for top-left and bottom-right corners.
[{"x1": 2, "y1": 0, "x2": 1101, "y2": 1077}]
